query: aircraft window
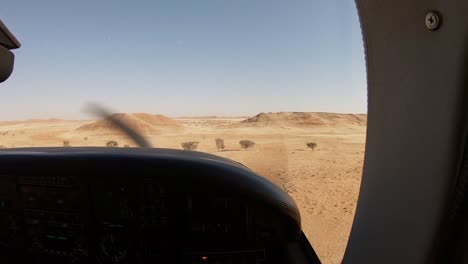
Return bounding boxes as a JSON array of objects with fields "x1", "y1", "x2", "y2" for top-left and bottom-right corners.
[{"x1": 1, "y1": 1, "x2": 366, "y2": 263}]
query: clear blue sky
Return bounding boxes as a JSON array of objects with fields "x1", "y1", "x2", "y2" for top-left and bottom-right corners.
[{"x1": 1, "y1": 0, "x2": 366, "y2": 120}]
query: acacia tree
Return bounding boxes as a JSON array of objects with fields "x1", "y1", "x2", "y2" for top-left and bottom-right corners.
[
  {"x1": 106, "y1": 140, "x2": 119, "y2": 147},
  {"x1": 181, "y1": 141, "x2": 199, "y2": 151},
  {"x1": 306, "y1": 142, "x2": 317, "y2": 151},
  {"x1": 239, "y1": 140, "x2": 255, "y2": 150},
  {"x1": 215, "y1": 138, "x2": 225, "y2": 151}
]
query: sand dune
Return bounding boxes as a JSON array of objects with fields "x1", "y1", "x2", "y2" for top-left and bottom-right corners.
[
  {"x1": 240, "y1": 112, "x2": 367, "y2": 127},
  {"x1": 76, "y1": 113, "x2": 183, "y2": 134},
  {"x1": 176, "y1": 115, "x2": 250, "y2": 120}
]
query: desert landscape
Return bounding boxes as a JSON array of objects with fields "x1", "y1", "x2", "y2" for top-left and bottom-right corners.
[{"x1": 0, "y1": 112, "x2": 366, "y2": 264}]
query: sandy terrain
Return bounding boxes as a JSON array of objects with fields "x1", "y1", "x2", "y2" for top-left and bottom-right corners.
[{"x1": 0, "y1": 112, "x2": 366, "y2": 264}]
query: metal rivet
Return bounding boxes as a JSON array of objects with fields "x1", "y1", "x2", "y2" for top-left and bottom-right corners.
[{"x1": 425, "y1": 12, "x2": 440, "y2": 30}]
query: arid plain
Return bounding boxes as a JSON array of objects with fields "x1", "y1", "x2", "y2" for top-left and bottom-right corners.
[{"x1": 0, "y1": 112, "x2": 366, "y2": 264}]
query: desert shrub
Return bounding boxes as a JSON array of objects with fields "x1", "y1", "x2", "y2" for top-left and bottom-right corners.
[
  {"x1": 124, "y1": 145, "x2": 130, "y2": 148},
  {"x1": 181, "y1": 141, "x2": 199, "y2": 151},
  {"x1": 63, "y1": 140, "x2": 71, "y2": 147},
  {"x1": 0, "y1": 145, "x2": 5, "y2": 149},
  {"x1": 239, "y1": 140, "x2": 255, "y2": 150},
  {"x1": 84, "y1": 136, "x2": 88, "y2": 141},
  {"x1": 215, "y1": 138, "x2": 225, "y2": 151},
  {"x1": 306, "y1": 142, "x2": 317, "y2": 150},
  {"x1": 106, "y1": 140, "x2": 119, "y2": 147}
]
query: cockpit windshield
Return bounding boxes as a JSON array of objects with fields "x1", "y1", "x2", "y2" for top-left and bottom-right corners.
[{"x1": 1, "y1": 1, "x2": 366, "y2": 263}]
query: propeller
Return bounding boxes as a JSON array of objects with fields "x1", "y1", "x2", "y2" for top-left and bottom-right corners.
[{"x1": 84, "y1": 103, "x2": 153, "y2": 148}]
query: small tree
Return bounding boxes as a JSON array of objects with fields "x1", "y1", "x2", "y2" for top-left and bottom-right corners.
[
  {"x1": 215, "y1": 138, "x2": 225, "y2": 151},
  {"x1": 239, "y1": 140, "x2": 255, "y2": 150},
  {"x1": 63, "y1": 140, "x2": 71, "y2": 147},
  {"x1": 306, "y1": 142, "x2": 317, "y2": 151},
  {"x1": 106, "y1": 140, "x2": 119, "y2": 147},
  {"x1": 181, "y1": 141, "x2": 199, "y2": 151}
]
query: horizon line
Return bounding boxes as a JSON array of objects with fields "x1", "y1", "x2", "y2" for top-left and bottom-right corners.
[{"x1": 0, "y1": 111, "x2": 368, "y2": 123}]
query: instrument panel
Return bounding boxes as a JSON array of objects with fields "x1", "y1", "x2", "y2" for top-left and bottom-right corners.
[{"x1": 0, "y1": 148, "x2": 303, "y2": 264}]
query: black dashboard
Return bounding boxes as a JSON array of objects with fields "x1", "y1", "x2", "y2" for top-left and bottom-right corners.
[{"x1": 0, "y1": 148, "x2": 319, "y2": 264}]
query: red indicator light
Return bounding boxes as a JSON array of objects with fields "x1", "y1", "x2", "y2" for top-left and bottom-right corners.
[{"x1": 201, "y1": 256, "x2": 208, "y2": 261}]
